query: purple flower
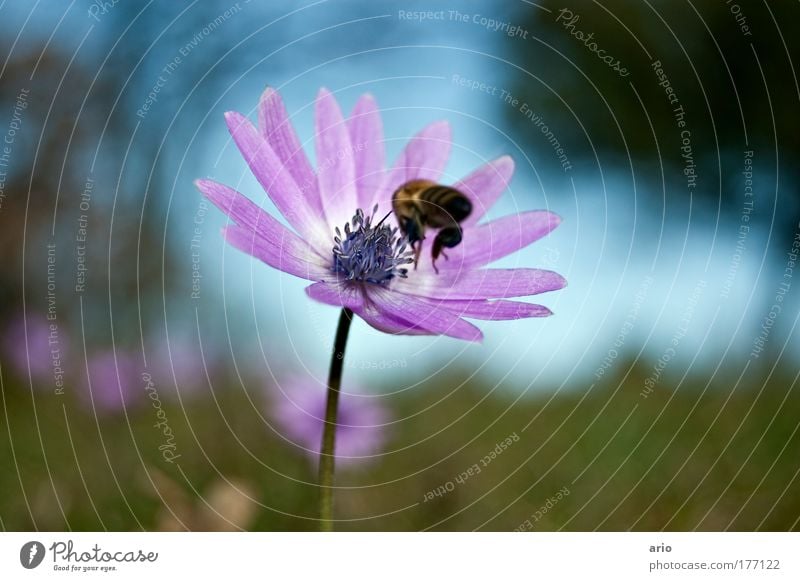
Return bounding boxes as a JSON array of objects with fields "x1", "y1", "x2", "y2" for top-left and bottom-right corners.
[
  {"x1": 270, "y1": 374, "x2": 389, "y2": 465},
  {"x1": 80, "y1": 350, "x2": 140, "y2": 413},
  {"x1": 147, "y1": 336, "x2": 212, "y2": 398},
  {"x1": 2, "y1": 313, "x2": 65, "y2": 385},
  {"x1": 196, "y1": 87, "x2": 566, "y2": 341}
]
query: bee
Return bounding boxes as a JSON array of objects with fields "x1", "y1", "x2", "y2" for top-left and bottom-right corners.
[{"x1": 392, "y1": 179, "x2": 473, "y2": 273}]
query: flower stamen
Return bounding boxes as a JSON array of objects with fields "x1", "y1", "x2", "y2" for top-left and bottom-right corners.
[{"x1": 332, "y1": 205, "x2": 414, "y2": 285}]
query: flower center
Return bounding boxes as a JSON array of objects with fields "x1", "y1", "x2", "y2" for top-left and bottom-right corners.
[{"x1": 332, "y1": 206, "x2": 414, "y2": 285}]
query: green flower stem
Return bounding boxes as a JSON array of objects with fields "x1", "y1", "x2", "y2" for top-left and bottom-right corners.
[{"x1": 318, "y1": 307, "x2": 353, "y2": 531}]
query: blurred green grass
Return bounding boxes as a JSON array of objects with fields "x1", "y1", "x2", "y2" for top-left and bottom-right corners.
[{"x1": 1, "y1": 361, "x2": 798, "y2": 531}]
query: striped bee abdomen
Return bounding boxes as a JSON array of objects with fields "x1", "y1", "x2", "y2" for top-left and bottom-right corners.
[{"x1": 419, "y1": 185, "x2": 473, "y2": 227}]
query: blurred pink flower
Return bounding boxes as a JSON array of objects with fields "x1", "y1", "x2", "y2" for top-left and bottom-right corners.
[
  {"x1": 271, "y1": 375, "x2": 389, "y2": 466},
  {"x1": 196, "y1": 87, "x2": 565, "y2": 342},
  {"x1": 2, "y1": 313, "x2": 66, "y2": 386},
  {"x1": 148, "y1": 335, "x2": 213, "y2": 398},
  {"x1": 80, "y1": 350, "x2": 140, "y2": 413}
]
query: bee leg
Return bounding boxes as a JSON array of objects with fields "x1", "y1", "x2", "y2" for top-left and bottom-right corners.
[
  {"x1": 431, "y1": 239, "x2": 442, "y2": 273},
  {"x1": 430, "y1": 250, "x2": 449, "y2": 274},
  {"x1": 431, "y1": 226, "x2": 462, "y2": 274},
  {"x1": 413, "y1": 240, "x2": 422, "y2": 270}
]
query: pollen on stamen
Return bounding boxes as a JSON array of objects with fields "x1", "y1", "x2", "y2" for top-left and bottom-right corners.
[{"x1": 332, "y1": 205, "x2": 414, "y2": 285}]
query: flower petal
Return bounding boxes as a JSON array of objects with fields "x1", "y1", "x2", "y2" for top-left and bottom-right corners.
[
  {"x1": 429, "y1": 298, "x2": 553, "y2": 320},
  {"x1": 223, "y1": 225, "x2": 331, "y2": 281},
  {"x1": 305, "y1": 281, "x2": 428, "y2": 335},
  {"x1": 456, "y1": 156, "x2": 515, "y2": 228},
  {"x1": 373, "y1": 120, "x2": 452, "y2": 210},
  {"x1": 197, "y1": 178, "x2": 329, "y2": 278},
  {"x1": 356, "y1": 304, "x2": 434, "y2": 336},
  {"x1": 195, "y1": 178, "x2": 322, "y2": 260},
  {"x1": 416, "y1": 211, "x2": 562, "y2": 273},
  {"x1": 258, "y1": 87, "x2": 322, "y2": 215},
  {"x1": 347, "y1": 94, "x2": 385, "y2": 212},
  {"x1": 304, "y1": 280, "x2": 365, "y2": 310},
  {"x1": 394, "y1": 268, "x2": 567, "y2": 299},
  {"x1": 369, "y1": 287, "x2": 483, "y2": 342},
  {"x1": 225, "y1": 111, "x2": 330, "y2": 252},
  {"x1": 315, "y1": 88, "x2": 358, "y2": 230},
  {"x1": 305, "y1": 281, "x2": 489, "y2": 339}
]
